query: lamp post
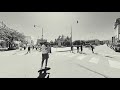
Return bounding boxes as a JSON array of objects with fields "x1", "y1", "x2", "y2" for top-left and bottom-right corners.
[
  {"x1": 34, "y1": 25, "x2": 43, "y2": 40},
  {"x1": 71, "y1": 26, "x2": 72, "y2": 46},
  {"x1": 70, "y1": 20, "x2": 79, "y2": 46}
]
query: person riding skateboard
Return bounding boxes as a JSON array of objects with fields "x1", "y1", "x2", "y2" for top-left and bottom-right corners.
[{"x1": 41, "y1": 43, "x2": 49, "y2": 69}]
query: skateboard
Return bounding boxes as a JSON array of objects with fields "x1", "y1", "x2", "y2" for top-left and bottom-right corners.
[{"x1": 38, "y1": 67, "x2": 51, "y2": 72}]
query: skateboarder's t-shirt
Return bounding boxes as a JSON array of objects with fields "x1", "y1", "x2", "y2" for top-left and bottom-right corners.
[{"x1": 41, "y1": 44, "x2": 48, "y2": 54}]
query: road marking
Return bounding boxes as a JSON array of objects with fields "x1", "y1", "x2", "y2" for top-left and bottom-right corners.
[
  {"x1": 89, "y1": 57, "x2": 99, "y2": 64},
  {"x1": 18, "y1": 53, "x2": 26, "y2": 55},
  {"x1": 113, "y1": 55, "x2": 120, "y2": 57},
  {"x1": 108, "y1": 60, "x2": 120, "y2": 69},
  {"x1": 76, "y1": 63, "x2": 109, "y2": 78},
  {"x1": 77, "y1": 55, "x2": 86, "y2": 60},
  {"x1": 62, "y1": 53, "x2": 68, "y2": 56},
  {"x1": 54, "y1": 53, "x2": 61, "y2": 56},
  {"x1": 68, "y1": 54, "x2": 76, "y2": 58}
]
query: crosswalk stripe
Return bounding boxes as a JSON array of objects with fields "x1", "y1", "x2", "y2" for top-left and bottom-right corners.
[
  {"x1": 61, "y1": 53, "x2": 68, "y2": 56},
  {"x1": 89, "y1": 57, "x2": 99, "y2": 64},
  {"x1": 68, "y1": 54, "x2": 77, "y2": 58},
  {"x1": 77, "y1": 55, "x2": 86, "y2": 60},
  {"x1": 56, "y1": 53, "x2": 72, "y2": 56},
  {"x1": 108, "y1": 60, "x2": 120, "y2": 69},
  {"x1": 113, "y1": 55, "x2": 120, "y2": 57},
  {"x1": 55, "y1": 53, "x2": 61, "y2": 55}
]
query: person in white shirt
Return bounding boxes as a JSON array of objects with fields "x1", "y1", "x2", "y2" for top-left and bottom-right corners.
[{"x1": 41, "y1": 43, "x2": 49, "y2": 69}]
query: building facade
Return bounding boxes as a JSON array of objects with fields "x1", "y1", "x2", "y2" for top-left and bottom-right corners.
[{"x1": 114, "y1": 18, "x2": 120, "y2": 41}]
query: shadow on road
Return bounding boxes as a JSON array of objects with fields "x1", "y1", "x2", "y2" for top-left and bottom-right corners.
[
  {"x1": 24, "y1": 51, "x2": 31, "y2": 55},
  {"x1": 81, "y1": 52, "x2": 87, "y2": 55},
  {"x1": 37, "y1": 67, "x2": 51, "y2": 78},
  {"x1": 56, "y1": 50, "x2": 71, "y2": 52},
  {"x1": 105, "y1": 56, "x2": 114, "y2": 58},
  {"x1": 12, "y1": 50, "x2": 22, "y2": 55},
  {"x1": 94, "y1": 53, "x2": 99, "y2": 55},
  {"x1": 71, "y1": 52, "x2": 76, "y2": 54},
  {"x1": 24, "y1": 52, "x2": 28, "y2": 55}
]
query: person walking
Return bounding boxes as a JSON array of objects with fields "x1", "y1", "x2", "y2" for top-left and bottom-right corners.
[
  {"x1": 80, "y1": 45, "x2": 83, "y2": 54},
  {"x1": 41, "y1": 43, "x2": 49, "y2": 69},
  {"x1": 20, "y1": 47, "x2": 22, "y2": 51},
  {"x1": 27, "y1": 46, "x2": 31, "y2": 54},
  {"x1": 71, "y1": 45, "x2": 73, "y2": 53},
  {"x1": 39, "y1": 44, "x2": 42, "y2": 52},
  {"x1": 77, "y1": 45, "x2": 79, "y2": 53},
  {"x1": 49, "y1": 44, "x2": 52, "y2": 53},
  {"x1": 24, "y1": 46, "x2": 26, "y2": 50},
  {"x1": 90, "y1": 44, "x2": 94, "y2": 53},
  {"x1": 47, "y1": 44, "x2": 51, "y2": 53},
  {"x1": 32, "y1": 45, "x2": 34, "y2": 50},
  {"x1": 36, "y1": 46, "x2": 38, "y2": 50}
]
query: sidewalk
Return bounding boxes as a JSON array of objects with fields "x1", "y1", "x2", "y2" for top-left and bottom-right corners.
[{"x1": 0, "y1": 50, "x2": 18, "y2": 56}]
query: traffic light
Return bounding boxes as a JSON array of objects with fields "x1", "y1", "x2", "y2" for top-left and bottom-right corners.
[{"x1": 77, "y1": 21, "x2": 78, "y2": 23}]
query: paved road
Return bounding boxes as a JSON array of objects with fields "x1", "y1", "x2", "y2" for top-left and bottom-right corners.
[{"x1": 0, "y1": 45, "x2": 120, "y2": 78}]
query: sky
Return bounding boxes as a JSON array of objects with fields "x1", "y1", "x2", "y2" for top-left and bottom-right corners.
[{"x1": 0, "y1": 12, "x2": 120, "y2": 43}]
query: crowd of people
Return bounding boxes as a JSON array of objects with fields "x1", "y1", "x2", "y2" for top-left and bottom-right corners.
[
  {"x1": 18, "y1": 42, "x2": 95, "y2": 71},
  {"x1": 71, "y1": 44, "x2": 95, "y2": 54}
]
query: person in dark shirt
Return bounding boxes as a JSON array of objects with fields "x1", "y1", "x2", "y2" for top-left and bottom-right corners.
[
  {"x1": 33, "y1": 46, "x2": 34, "y2": 50},
  {"x1": 24, "y1": 46, "x2": 26, "y2": 50},
  {"x1": 71, "y1": 45, "x2": 73, "y2": 53},
  {"x1": 80, "y1": 45, "x2": 83, "y2": 54},
  {"x1": 90, "y1": 44, "x2": 94, "y2": 53},
  {"x1": 27, "y1": 46, "x2": 31, "y2": 54},
  {"x1": 77, "y1": 45, "x2": 79, "y2": 53}
]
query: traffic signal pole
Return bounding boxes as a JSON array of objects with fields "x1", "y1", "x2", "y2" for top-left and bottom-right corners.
[{"x1": 71, "y1": 26, "x2": 72, "y2": 46}]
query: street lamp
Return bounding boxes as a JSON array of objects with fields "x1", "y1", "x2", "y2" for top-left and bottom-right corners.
[
  {"x1": 34, "y1": 25, "x2": 44, "y2": 40},
  {"x1": 71, "y1": 20, "x2": 79, "y2": 46},
  {"x1": 71, "y1": 26, "x2": 72, "y2": 46}
]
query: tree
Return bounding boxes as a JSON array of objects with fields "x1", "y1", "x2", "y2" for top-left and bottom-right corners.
[
  {"x1": 54, "y1": 35, "x2": 71, "y2": 47},
  {"x1": 0, "y1": 22, "x2": 27, "y2": 50}
]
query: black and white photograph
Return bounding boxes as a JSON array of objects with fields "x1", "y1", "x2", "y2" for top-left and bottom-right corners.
[{"x1": 0, "y1": 12, "x2": 120, "y2": 78}]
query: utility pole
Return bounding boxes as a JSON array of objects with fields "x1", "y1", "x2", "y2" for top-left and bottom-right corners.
[
  {"x1": 71, "y1": 26, "x2": 72, "y2": 46},
  {"x1": 70, "y1": 20, "x2": 78, "y2": 46}
]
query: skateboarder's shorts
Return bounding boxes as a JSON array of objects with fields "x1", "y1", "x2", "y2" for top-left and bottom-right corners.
[{"x1": 42, "y1": 53, "x2": 49, "y2": 60}]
